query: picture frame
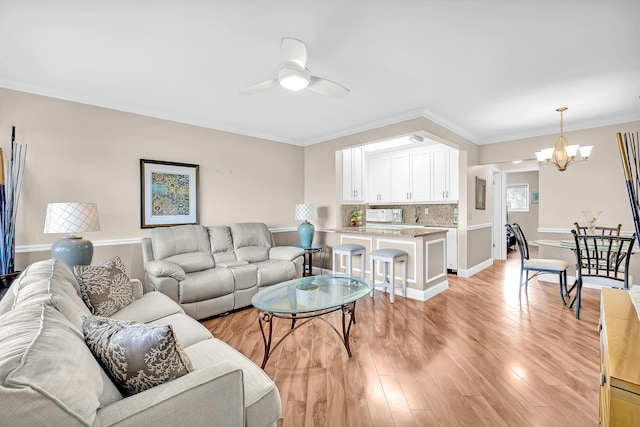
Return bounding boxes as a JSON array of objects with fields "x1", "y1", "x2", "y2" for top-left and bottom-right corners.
[
  {"x1": 140, "y1": 159, "x2": 200, "y2": 228},
  {"x1": 531, "y1": 190, "x2": 539, "y2": 203},
  {"x1": 475, "y1": 176, "x2": 486, "y2": 210}
]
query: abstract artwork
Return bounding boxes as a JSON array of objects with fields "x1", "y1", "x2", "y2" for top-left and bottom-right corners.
[{"x1": 140, "y1": 159, "x2": 199, "y2": 228}]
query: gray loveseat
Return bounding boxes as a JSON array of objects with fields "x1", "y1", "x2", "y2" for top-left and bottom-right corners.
[
  {"x1": 0, "y1": 259, "x2": 281, "y2": 426},
  {"x1": 141, "y1": 223, "x2": 305, "y2": 320}
]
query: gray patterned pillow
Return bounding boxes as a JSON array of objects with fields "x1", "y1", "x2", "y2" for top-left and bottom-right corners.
[
  {"x1": 81, "y1": 316, "x2": 193, "y2": 395},
  {"x1": 74, "y1": 256, "x2": 134, "y2": 317}
]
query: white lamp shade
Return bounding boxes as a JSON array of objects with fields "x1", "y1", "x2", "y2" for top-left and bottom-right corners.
[
  {"x1": 579, "y1": 145, "x2": 593, "y2": 158},
  {"x1": 295, "y1": 204, "x2": 316, "y2": 221},
  {"x1": 44, "y1": 202, "x2": 101, "y2": 234}
]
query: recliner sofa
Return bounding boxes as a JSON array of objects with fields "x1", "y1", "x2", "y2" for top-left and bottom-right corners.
[
  {"x1": 0, "y1": 258, "x2": 281, "y2": 426},
  {"x1": 141, "y1": 223, "x2": 304, "y2": 320}
]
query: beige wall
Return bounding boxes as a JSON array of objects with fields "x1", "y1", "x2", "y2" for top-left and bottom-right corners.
[
  {"x1": 506, "y1": 171, "x2": 539, "y2": 241},
  {"x1": 7, "y1": 85, "x2": 638, "y2": 282},
  {"x1": 479, "y1": 121, "x2": 640, "y2": 233},
  {"x1": 1, "y1": 88, "x2": 304, "y2": 277}
]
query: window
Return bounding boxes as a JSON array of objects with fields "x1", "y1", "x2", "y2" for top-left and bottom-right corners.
[{"x1": 506, "y1": 184, "x2": 529, "y2": 212}]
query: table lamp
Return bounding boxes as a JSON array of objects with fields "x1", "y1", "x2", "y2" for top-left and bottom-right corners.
[
  {"x1": 44, "y1": 202, "x2": 100, "y2": 269},
  {"x1": 295, "y1": 204, "x2": 316, "y2": 248}
]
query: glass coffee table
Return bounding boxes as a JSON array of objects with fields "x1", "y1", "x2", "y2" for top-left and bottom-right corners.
[{"x1": 251, "y1": 275, "x2": 372, "y2": 368}]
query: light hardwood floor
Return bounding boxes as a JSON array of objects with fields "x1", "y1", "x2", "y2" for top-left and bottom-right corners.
[{"x1": 202, "y1": 250, "x2": 601, "y2": 426}]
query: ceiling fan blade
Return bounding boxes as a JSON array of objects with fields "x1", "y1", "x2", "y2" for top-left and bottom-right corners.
[
  {"x1": 239, "y1": 79, "x2": 278, "y2": 95},
  {"x1": 308, "y1": 76, "x2": 350, "y2": 98},
  {"x1": 281, "y1": 37, "x2": 307, "y2": 71}
]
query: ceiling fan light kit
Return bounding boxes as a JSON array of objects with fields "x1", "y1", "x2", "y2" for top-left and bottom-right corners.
[
  {"x1": 278, "y1": 67, "x2": 310, "y2": 91},
  {"x1": 240, "y1": 37, "x2": 349, "y2": 98}
]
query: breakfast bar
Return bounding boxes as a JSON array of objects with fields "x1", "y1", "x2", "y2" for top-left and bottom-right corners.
[{"x1": 332, "y1": 225, "x2": 449, "y2": 301}]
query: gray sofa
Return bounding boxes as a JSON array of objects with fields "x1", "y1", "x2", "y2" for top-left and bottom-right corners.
[
  {"x1": 141, "y1": 223, "x2": 305, "y2": 320},
  {"x1": 0, "y1": 259, "x2": 281, "y2": 427}
]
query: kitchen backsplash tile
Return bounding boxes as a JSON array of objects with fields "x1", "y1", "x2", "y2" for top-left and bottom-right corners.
[{"x1": 341, "y1": 203, "x2": 457, "y2": 227}]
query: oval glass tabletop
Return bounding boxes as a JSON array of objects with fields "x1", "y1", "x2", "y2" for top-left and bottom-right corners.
[{"x1": 251, "y1": 275, "x2": 372, "y2": 314}]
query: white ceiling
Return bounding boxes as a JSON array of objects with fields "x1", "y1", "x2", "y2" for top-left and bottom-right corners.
[{"x1": 1, "y1": 1, "x2": 639, "y2": 146}]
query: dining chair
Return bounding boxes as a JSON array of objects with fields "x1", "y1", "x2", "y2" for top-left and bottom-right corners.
[
  {"x1": 506, "y1": 223, "x2": 570, "y2": 305},
  {"x1": 573, "y1": 222, "x2": 622, "y2": 236},
  {"x1": 569, "y1": 230, "x2": 635, "y2": 319}
]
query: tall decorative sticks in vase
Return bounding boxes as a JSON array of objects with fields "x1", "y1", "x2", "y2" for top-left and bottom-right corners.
[
  {"x1": 0, "y1": 126, "x2": 27, "y2": 281},
  {"x1": 617, "y1": 132, "x2": 640, "y2": 239}
]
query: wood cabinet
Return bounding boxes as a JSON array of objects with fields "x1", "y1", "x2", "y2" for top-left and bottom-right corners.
[
  {"x1": 599, "y1": 288, "x2": 640, "y2": 426},
  {"x1": 341, "y1": 147, "x2": 364, "y2": 203},
  {"x1": 431, "y1": 146, "x2": 459, "y2": 202}
]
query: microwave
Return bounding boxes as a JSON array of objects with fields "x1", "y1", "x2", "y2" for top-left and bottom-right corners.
[{"x1": 366, "y1": 209, "x2": 394, "y2": 222}]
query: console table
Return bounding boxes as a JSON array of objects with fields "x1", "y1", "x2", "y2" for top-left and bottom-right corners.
[{"x1": 599, "y1": 288, "x2": 640, "y2": 426}]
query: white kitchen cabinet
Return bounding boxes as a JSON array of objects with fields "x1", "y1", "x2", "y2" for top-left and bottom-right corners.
[
  {"x1": 342, "y1": 147, "x2": 364, "y2": 203},
  {"x1": 390, "y1": 148, "x2": 431, "y2": 202},
  {"x1": 444, "y1": 227, "x2": 458, "y2": 271},
  {"x1": 430, "y1": 146, "x2": 459, "y2": 202},
  {"x1": 367, "y1": 155, "x2": 391, "y2": 202},
  {"x1": 410, "y1": 150, "x2": 431, "y2": 200}
]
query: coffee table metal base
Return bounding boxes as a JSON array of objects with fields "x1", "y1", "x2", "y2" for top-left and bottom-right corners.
[{"x1": 257, "y1": 302, "x2": 356, "y2": 369}]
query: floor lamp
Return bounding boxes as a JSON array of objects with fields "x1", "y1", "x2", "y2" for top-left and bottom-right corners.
[{"x1": 44, "y1": 202, "x2": 100, "y2": 270}]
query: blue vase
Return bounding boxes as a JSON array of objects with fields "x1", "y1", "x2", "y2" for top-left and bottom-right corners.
[{"x1": 298, "y1": 221, "x2": 315, "y2": 248}]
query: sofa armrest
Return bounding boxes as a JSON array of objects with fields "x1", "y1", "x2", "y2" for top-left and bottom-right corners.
[
  {"x1": 94, "y1": 361, "x2": 245, "y2": 427},
  {"x1": 145, "y1": 260, "x2": 186, "y2": 281},
  {"x1": 269, "y1": 246, "x2": 305, "y2": 261},
  {"x1": 130, "y1": 279, "x2": 143, "y2": 300}
]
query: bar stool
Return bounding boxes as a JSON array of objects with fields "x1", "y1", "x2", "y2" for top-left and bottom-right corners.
[
  {"x1": 332, "y1": 244, "x2": 366, "y2": 279},
  {"x1": 370, "y1": 249, "x2": 408, "y2": 303}
]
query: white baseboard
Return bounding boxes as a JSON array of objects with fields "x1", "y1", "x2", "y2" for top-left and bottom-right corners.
[
  {"x1": 457, "y1": 258, "x2": 493, "y2": 278},
  {"x1": 370, "y1": 279, "x2": 448, "y2": 302}
]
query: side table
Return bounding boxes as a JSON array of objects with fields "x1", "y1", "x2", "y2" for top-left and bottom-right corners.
[{"x1": 293, "y1": 243, "x2": 325, "y2": 276}]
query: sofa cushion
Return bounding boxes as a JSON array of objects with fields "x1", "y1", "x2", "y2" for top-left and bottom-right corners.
[
  {"x1": 82, "y1": 316, "x2": 193, "y2": 396},
  {"x1": 0, "y1": 303, "x2": 122, "y2": 426},
  {"x1": 9, "y1": 259, "x2": 91, "y2": 331},
  {"x1": 179, "y1": 268, "x2": 234, "y2": 304},
  {"x1": 184, "y1": 339, "x2": 281, "y2": 427},
  {"x1": 110, "y1": 291, "x2": 184, "y2": 324},
  {"x1": 207, "y1": 225, "x2": 234, "y2": 253},
  {"x1": 231, "y1": 223, "x2": 272, "y2": 263},
  {"x1": 255, "y1": 260, "x2": 297, "y2": 287},
  {"x1": 148, "y1": 312, "x2": 213, "y2": 348},
  {"x1": 74, "y1": 256, "x2": 134, "y2": 317},
  {"x1": 151, "y1": 224, "x2": 211, "y2": 260},
  {"x1": 163, "y1": 252, "x2": 215, "y2": 273}
]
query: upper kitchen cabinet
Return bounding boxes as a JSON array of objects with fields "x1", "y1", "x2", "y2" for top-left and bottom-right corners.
[
  {"x1": 367, "y1": 155, "x2": 391, "y2": 202},
  {"x1": 366, "y1": 147, "x2": 433, "y2": 204},
  {"x1": 390, "y1": 148, "x2": 431, "y2": 202},
  {"x1": 341, "y1": 147, "x2": 364, "y2": 203},
  {"x1": 430, "y1": 146, "x2": 459, "y2": 202}
]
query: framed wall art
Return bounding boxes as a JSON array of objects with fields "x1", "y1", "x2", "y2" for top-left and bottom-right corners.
[
  {"x1": 475, "y1": 176, "x2": 486, "y2": 210},
  {"x1": 140, "y1": 159, "x2": 200, "y2": 228}
]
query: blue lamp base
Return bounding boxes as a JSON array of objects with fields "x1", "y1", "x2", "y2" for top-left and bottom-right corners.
[
  {"x1": 51, "y1": 236, "x2": 94, "y2": 270},
  {"x1": 298, "y1": 221, "x2": 315, "y2": 248}
]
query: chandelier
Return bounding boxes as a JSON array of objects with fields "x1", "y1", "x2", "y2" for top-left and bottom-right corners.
[{"x1": 535, "y1": 107, "x2": 593, "y2": 171}]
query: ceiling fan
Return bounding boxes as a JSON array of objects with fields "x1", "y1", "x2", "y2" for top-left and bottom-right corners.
[{"x1": 239, "y1": 37, "x2": 350, "y2": 98}]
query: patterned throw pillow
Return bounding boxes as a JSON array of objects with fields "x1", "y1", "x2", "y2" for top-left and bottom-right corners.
[
  {"x1": 81, "y1": 316, "x2": 193, "y2": 395},
  {"x1": 74, "y1": 256, "x2": 134, "y2": 317}
]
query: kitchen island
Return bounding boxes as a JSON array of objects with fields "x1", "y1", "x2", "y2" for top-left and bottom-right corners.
[{"x1": 332, "y1": 225, "x2": 449, "y2": 301}]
